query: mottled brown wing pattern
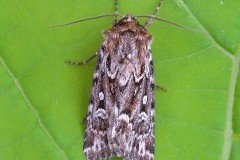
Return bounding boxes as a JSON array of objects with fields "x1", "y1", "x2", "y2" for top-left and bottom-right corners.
[
  {"x1": 83, "y1": 48, "x2": 117, "y2": 159},
  {"x1": 84, "y1": 15, "x2": 155, "y2": 160},
  {"x1": 108, "y1": 36, "x2": 155, "y2": 160}
]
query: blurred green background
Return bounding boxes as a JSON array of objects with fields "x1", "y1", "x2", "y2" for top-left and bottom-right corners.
[{"x1": 0, "y1": 0, "x2": 240, "y2": 160}]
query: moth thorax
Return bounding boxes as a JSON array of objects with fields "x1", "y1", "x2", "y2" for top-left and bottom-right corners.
[{"x1": 118, "y1": 31, "x2": 138, "y2": 60}]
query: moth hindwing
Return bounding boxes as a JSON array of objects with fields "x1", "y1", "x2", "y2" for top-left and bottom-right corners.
[{"x1": 64, "y1": 0, "x2": 166, "y2": 160}]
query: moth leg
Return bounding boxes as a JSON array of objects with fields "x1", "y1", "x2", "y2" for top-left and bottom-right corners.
[
  {"x1": 113, "y1": 0, "x2": 118, "y2": 25},
  {"x1": 155, "y1": 84, "x2": 167, "y2": 91},
  {"x1": 144, "y1": 0, "x2": 164, "y2": 28},
  {"x1": 65, "y1": 52, "x2": 97, "y2": 66},
  {"x1": 80, "y1": 115, "x2": 87, "y2": 125}
]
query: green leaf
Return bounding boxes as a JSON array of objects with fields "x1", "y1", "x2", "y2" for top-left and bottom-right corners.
[
  {"x1": 230, "y1": 68, "x2": 240, "y2": 159},
  {"x1": 0, "y1": 0, "x2": 240, "y2": 160}
]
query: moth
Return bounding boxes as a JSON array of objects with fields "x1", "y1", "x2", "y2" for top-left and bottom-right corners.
[
  {"x1": 82, "y1": 6, "x2": 158, "y2": 159},
  {"x1": 80, "y1": 2, "x2": 159, "y2": 158},
  {"x1": 51, "y1": 0, "x2": 198, "y2": 159}
]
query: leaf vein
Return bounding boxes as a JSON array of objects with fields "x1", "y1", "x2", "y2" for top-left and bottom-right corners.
[{"x1": 179, "y1": 0, "x2": 234, "y2": 59}]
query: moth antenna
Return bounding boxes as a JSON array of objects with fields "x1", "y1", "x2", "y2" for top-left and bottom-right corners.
[
  {"x1": 113, "y1": 0, "x2": 119, "y2": 25},
  {"x1": 49, "y1": 13, "x2": 123, "y2": 28},
  {"x1": 144, "y1": 0, "x2": 164, "y2": 29},
  {"x1": 138, "y1": 15, "x2": 208, "y2": 34}
]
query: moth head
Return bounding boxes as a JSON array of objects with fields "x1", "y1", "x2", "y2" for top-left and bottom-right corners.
[{"x1": 117, "y1": 13, "x2": 139, "y2": 25}]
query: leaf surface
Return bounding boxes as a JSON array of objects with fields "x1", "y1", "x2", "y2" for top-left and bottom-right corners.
[{"x1": 0, "y1": 0, "x2": 240, "y2": 160}]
